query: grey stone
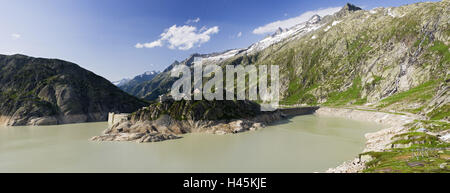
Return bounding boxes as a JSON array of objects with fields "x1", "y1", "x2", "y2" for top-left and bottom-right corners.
[{"x1": 416, "y1": 128, "x2": 428, "y2": 132}]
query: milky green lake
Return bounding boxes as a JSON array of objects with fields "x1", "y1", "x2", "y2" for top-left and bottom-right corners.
[{"x1": 0, "y1": 115, "x2": 383, "y2": 173}]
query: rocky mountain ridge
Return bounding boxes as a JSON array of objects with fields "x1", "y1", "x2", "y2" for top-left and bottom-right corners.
[{"x1": 0, "y1": 54, "x2": 149, "y2": 126}]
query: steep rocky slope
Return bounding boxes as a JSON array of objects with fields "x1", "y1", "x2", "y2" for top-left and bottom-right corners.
[
  {"x1": 229, "y1": 2, "x2": 448, "y2": 120},
  {"x1": 0, "y1": 54, "x2": 149, "y2": 126},
  {"x1": 249, "y1": 2, "x2": 449, "y2": 120}
]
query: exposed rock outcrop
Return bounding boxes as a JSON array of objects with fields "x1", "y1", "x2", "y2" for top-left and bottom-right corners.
[{"x1": 334, "y1": 3, "x2": 362, "y2": 18}]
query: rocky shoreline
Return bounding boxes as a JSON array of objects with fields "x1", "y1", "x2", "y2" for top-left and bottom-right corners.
[
  {"x1": 0, "y1": 115, "x2": 9, "y2": 126},
  {"x1": 1, "y1": 113, "x2": 111, "y2": 126},
  {"x1": 316, "y1": 107, "x2": 419, "y2": 173}
]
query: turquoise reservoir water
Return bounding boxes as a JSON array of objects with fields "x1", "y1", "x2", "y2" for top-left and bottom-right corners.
[{"x1": 0, "y1": 115, "x2": 382, "y2": 172}]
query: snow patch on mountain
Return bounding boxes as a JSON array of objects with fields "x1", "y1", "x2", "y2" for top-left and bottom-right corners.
[
  {"x1": 112, "y1": 78, "x2": 131, "y2": 86},
  {"x1": 332, "y1": 20, "x2": 341, "y2": 26},
  {"x1": 144, "y1": 71, "x2": 157, "y2": 76},
  {"x1": 386, "y1": 8, "x2": 404, "y2": 18},
  {"x1": 324, "y1": 20, "x2": 342, "y2": 32},
  {"x1": 193, "y1": 49, "x2": 243, "y2": 64}
]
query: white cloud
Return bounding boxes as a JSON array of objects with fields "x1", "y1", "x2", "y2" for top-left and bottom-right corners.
[
  {"x1": 135, "y1": 40, "x2": 162, "y2": 48},
  {"x1": 236, "y1": 32, "x2": 242, "y2": 38},
  {"x1": 11, "y1": 33, "x2": 21, "y2": 40},
  {"x1": 252, "y1": 7, "x2": 341, "y2": 34},
  {"x1": 136, "y1": 25, "x2": 219, "y2": 50},
  {"x1": 185, "y1": 17, "x2": 200, "y2": 24},
  {"x1": 135, "y1": 43, "x2": 144, "y2": 48}
]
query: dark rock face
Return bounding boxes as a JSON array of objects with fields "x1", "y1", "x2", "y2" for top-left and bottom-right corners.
[
  {"x1": 307, "y1": 14, "x2": 321, "y2": 24},
  {"x1": 344, "y1": 3, "x2": 362, "y2": 11},
  {"x1": 334, "y1": 3, "x2": 362, "y2": 18},
  {"x1": 130, "y1": 99, "x2": 262, "y2": 122},
  {"x1": 0, "y1": 54, "x2": 149, "y2": 126}
]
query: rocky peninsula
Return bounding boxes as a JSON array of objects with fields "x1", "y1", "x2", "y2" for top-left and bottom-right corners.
[{"x1": 91, "y1": 98, "x2": 318, "y2": 143}]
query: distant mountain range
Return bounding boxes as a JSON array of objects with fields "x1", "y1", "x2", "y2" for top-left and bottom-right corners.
[
  {"x1": 0, "y1": 54, "x2": 148, "y2": 126},
  {"x1": 112, "y1": 70, "x2": 160, "y2": 96},
  {"x1": 113, "y1": 71, "x2": 159, "y2": 86}
]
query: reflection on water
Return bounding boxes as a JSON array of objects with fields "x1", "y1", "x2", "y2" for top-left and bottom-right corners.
[{"x1": 0, "y1": 115, "x2": 383, "y2": 173}]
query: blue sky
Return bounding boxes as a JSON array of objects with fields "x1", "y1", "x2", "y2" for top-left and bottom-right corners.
[{"x1": 0, "y1": 0, "x2": 440, "y2": 81}]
